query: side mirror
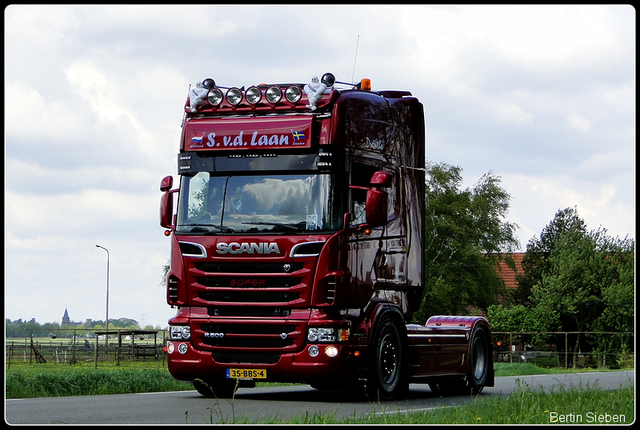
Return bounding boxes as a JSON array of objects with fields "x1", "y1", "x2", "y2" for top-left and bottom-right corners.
[
  {"x1": 365, "y1": 171, "x2": 392, "y2": 227},
  {"x1": 160, "y1": 176, "x2": 173, "y2": 192},
  {"x1": 370, "y1": 171, "x2": 392, "y2": 187},
  {"x1": 365, "y1": 188, "x2": 387, "y2": 227},
  {"x1": 160, "y1": 176, "x2": 174, "y2": 229}
]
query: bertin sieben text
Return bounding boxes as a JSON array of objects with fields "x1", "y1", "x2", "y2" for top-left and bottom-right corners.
[{"x1": 549, "y1": 411, "x2": 626, "y2": 424}]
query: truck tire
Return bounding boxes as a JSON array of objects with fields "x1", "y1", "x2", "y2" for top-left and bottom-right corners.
[
  {"x1": 193, "y1": 378, "x2": 237, "y2": 398},
  {"x1": 366, "y1": 316, "x2": 408, "y2": 401},
  {"x1": 428, "y1": 326, "x2": 489, "y2": 396},
  {"x1": 466, "y1": 326, "x2": 489, "y2": 394}
]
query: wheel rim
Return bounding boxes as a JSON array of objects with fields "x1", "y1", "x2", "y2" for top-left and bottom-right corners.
[{"x1": 379, "y1": 333, "x2": 398, "y2": 385}]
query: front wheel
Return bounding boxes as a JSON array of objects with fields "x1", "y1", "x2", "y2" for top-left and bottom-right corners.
[{"x1": 366, "y1": 316, "x2": 408, "y2": 401}]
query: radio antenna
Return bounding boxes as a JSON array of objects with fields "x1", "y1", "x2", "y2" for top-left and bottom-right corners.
[{"x1": 351, "y1": 35, "x2": 360, "y2": 84}]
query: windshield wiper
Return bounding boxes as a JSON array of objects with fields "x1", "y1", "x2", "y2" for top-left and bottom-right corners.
[
  {"x1": 241, "y1": 221, "x2": 305, "y2": 232},
  {"x1": 180, "y1": 223, "x2": 235, "y2": 233}
]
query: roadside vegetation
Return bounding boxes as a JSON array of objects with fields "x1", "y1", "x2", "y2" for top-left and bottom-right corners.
[
  {"x1": 6, "y1": 361, "x2": 631, "y2": 400},
  {"x1": 283, "y1": 384, "x2": 634, "y2": 425},
  {"x1": 6, "y1": 357, "x2": 633, "y2": 424},
  {"x1": 5, "y1": 361, "x2": 192, "y2": 399}
]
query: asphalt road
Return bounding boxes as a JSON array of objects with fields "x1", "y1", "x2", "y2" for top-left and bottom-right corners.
[{"x1": 5, "y1": 371, "x2": 634, "y2": 424}]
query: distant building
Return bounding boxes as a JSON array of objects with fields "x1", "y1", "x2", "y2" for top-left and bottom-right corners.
[
  {"x1": 494, "y1": 253, "x2": 525, "y2": 290},
  {"x1": 61, "y1": 308, "x2": 82, "y2": 326}
]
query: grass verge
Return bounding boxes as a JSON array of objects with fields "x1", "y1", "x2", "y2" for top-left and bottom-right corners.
[
  {"x1": 283, "y1": 384, "x2": 634, "y2": 424},
  {"x1": 6, "y1": 361, "x2": 633, "y2": 424},
  {"x1": 5, "y1": 361, "x2": 632, "y2": 399},
  {"x1": 5, "y1": 361, "x2": 192, "y2": 398}
]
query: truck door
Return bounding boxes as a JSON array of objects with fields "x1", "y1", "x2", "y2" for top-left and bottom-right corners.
[{"x1": 348, "y1": 160, "x2": 405, "y2": 300}]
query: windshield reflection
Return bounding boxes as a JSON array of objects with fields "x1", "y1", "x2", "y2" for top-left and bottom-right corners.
[{"x1": 176, "y1": 172, "x2": 339, "y2": 234}]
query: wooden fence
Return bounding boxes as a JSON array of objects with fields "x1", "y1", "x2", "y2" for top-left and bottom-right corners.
[
  {"x1": 6, "y1": 329, "x2": 634, "y2": 370},
  {"x1": 492, "y1": 331, "x2": 634, "y2": 369},
  {"x1": 5, "y1": 329, "x2": 167, "y2": 368}
]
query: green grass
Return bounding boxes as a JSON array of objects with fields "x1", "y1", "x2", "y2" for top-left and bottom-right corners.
[
  {"x1": 282, "y1": 384, "x2": 634, "y2": 424},
  {"x1": 492, "y1": 362, "x2": 625, "y2": 376},
  {"x1": 5, "y1": 361, "x2": 193, "y2": 399},
  {"x1": 6, "y1": 361, "x2": 633, "y2": 424},
  {"x1": 6, "y1": 360, "x2": 631, "y2": 399}
]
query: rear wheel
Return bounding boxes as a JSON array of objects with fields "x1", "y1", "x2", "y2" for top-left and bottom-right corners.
[
  {"x1": 428, "y1": 327, "x2": 489, "y2": 396},
  {"x1": 193, "y1": 378, "x2": 237, "y2": 398},
  {"x1": 366, "y1": 316, "x2": 408, "y2": 401},
  {"x1": 467, "y1": 327, "x2": 489, "y2": 394}
]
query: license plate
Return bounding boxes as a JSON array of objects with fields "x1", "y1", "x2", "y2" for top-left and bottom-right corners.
[{"x1": 226, "y1": 368, "x2": 267, "y2": 379}]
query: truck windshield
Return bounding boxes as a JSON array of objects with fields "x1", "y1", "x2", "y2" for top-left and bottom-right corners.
[{"x1": 176, "y1": 172, "x2": 340, "y2": 234}]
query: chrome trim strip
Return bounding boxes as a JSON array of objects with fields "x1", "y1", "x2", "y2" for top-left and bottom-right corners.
[
  {"x1": 179, "y1": 241, "x2": 207, "y2": 258},
  {"x1": 290, "y1": 241, "x2": 326, "y2": 258}
]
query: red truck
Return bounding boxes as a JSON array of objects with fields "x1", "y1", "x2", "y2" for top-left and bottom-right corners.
[{"x1": 160, "y1": 74, "x2": 494, "y2": 400}]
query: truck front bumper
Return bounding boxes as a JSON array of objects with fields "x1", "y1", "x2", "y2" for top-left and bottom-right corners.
[{"x1": 165, "y1": 340, "x2": 360, "y2": 384}]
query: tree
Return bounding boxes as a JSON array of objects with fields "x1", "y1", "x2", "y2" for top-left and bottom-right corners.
[
  {"x1": 416, "y1": 162, "x2": 520, "y2": 321},
  {"x1": 486, "y1": 303, "x2": 559, "y2": 349},
  {"x1": 518, "y1": 207, "x2": 634, "y2": 365},
  {"x1": 514, "y1": 206, "x2": 587, "y2": 307}
]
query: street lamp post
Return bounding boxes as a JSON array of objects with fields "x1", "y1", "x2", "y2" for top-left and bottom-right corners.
[{"x1": 95, "y1": 245, "x2": 110, "y2": 349}]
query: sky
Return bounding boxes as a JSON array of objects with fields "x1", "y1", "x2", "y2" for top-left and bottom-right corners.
[{"x1": 4, "y1": 5, "x2": 635, "y2": 329}]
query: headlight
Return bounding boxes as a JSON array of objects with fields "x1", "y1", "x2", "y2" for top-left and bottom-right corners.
[
  {"x1": 177, "y1": 343, "x2": 188, "y2": 354},
  {"x1": 265, "y1": 86, "x2": 282, "y2": 103},
  {"x1": 285, "y1": 85, "x2": 302, "y2": 103},
  {"x1": 325, "y1": 345, "x2": 339, "y2": 358},
  {"x1": 166, "y1": 341, "x2": 175, "y2": 354},
  {"x1": 207, "y1": 88, "x2": 224, "y2": 106},
  {"x1": 226, "y1": 87, "x2": 243, "y2": 105},
  {"x1": 307, "y1": 327, "x2": 349, "y2": 343},
  {"x1": 245, "y1": 87, "x2": 262, "y2": 104},
  {"x1": 170, "y1": 325, "x2": 191, "y2": 340}
]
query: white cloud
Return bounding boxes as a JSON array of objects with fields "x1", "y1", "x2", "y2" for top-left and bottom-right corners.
[
  {"x1": 567, "y1": 114, "x2": 592, "y2": 133},
  {"x1": 64, "y1": 59, "x2": 128, "y2": 123},
  {"x1": 504, "y1": 172, "x2": 635, "y2": 247},
  {"x1": 5, "y1": 79, "x2": 86, "y2": 146},
  {"x1": 5, "y1": 189, "x2": 157, "y2": 239}
]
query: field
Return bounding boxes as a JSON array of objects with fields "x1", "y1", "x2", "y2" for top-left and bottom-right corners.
[
  {"x1": 5, "y1": 361, "x2": 634, "y2": 424},
  {"x1": 5, "y1": 361, "x2": 190, "y2": 398}
]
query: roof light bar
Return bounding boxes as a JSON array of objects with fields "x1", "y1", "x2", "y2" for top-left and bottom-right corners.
[
  {"x1": 266, "y1": 86, "x2": 282, "y2": 104},
  {"x1": 194, "y1": 72, "x2": 351, "y2": 111},
  {"x1": 207, "y1": 88, "x2": 224, "y2": 106},
  {"x1": 285, "y1": 85, "x2": 302, "y2": 103},
  {"x1": 226, "y1": 87, "x2": 243, "y2": 105},
  {"x1": 245, "y1": 86, "x2": 262, "y2": 105}
]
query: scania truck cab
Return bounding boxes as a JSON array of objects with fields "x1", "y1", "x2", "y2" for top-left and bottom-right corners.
[{"x1": 160, "y1": 74, "x2": 493, "y2": 400}]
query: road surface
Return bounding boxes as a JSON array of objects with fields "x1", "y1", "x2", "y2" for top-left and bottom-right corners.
[{"x1": 5, "y1": 371, "x2": 634, "y2": 424}]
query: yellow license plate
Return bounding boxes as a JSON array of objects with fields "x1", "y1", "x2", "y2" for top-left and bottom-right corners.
[{"x1": 226, "y1": 368, "x2": 267, "y2": 379}]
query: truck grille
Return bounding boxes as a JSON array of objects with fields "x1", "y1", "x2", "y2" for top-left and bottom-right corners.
[
  {"x1": 195, "y1": 262, "x2": 303, "y2": 274},
  {"x1": 190, "y1": 261, "x2": 311, "y2": 307},
  {"x1": 198, "y1": 291, "x2": 300, "y2": 303},
  {"x1": 192, "y1": 320, "x2": 305, "y2": 362},
  {"x1": 187, "y1": 258, "x2": 315, "y2": 361},
  {"x1": 197, "y1": 277, "x2": 302, "y2": 288}
]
